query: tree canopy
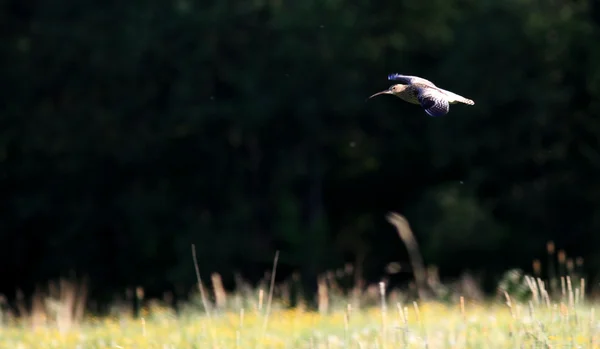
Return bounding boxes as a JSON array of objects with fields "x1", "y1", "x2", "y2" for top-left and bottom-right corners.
[{"x1": 2, "y1": 0, "x2": 600, "y2": 303}]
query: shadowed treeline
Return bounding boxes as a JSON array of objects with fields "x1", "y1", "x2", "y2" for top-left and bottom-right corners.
[{"x1": 2, "y1": 0, "x2": 600, "y2": 306}]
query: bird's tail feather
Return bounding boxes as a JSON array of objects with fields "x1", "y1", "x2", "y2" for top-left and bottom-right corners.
[
  {"x1": 440, "y1": 89, "x2": 474, "y2": 105},
  {"x1": 458, "y1": 97, "x2": 475, "y2": 105}
]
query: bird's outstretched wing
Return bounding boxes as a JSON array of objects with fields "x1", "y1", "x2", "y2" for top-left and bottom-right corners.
[
  {"x1": 417, "y1": 89, "x2": 450, "y2": 117},
  {"x1": 388, "y1": 73, "x2": 436, "y2": 87}
]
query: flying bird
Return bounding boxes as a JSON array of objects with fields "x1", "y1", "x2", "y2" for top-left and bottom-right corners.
[{"x1": 369, "y1": 73, "x2": 474, "y2": 117}]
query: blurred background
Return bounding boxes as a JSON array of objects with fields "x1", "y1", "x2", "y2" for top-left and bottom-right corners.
[{"x1": 2, "y1": 0, "x2": 600, "y2": 309}]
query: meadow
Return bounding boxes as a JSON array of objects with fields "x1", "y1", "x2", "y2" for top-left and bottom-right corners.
[
  {"x1": 1, "y1": 237, "x2": 598, "y2": 349},
  {"x1": 0, "y1": 269, "x2": 598, "y2": 349}
]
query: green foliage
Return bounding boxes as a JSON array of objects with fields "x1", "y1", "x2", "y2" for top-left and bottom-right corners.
[
  {"x1": 497, "y1": 269, "x2": 533, "y2": 303},
  {"x1": 410, "y1": 184, "x2": 509, "y2": 269}
]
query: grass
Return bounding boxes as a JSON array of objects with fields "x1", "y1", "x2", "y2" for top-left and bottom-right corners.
[
  {"x1": 1, "y1": 280, "x2": 599, "y2": 349},
  {"x1": 1, "y1": 300, "x2": 598, "y2": 348},
  {"x1": 1, "y1": 221, "x2": 596, "y2": 348}
]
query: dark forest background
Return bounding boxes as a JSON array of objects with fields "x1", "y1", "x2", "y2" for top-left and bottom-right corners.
[{"x1": 2, "y1": 0, "x2": 600, "y2": 307}]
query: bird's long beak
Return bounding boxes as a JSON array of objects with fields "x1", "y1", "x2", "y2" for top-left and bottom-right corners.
[{"x1": 368, "y1": 89, "x2": 392, "y2": 99}]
